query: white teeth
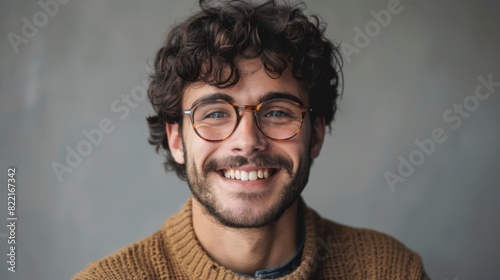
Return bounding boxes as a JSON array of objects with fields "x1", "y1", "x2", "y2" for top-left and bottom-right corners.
[
  {"x1": 240, "y1": 171, "x2": 248, "y2": 180},
  {"x1": 223, "y1": 169, "x2": 273, "y2": 181}
]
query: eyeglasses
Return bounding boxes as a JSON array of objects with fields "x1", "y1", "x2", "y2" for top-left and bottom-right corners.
[{"x1": 183, "y1": 98, "x2": 312, "y2": 142}]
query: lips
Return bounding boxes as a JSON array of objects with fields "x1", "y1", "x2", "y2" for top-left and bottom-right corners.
[{"x1": 221, "y1": 168, "x2": 276, "y2": 181}]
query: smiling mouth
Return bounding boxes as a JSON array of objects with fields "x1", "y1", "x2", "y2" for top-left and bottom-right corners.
[{"x1": 219, "y1": 168, "x2": 277, "y2": 181}]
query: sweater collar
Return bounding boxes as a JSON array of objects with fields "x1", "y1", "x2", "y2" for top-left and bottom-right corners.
[{"x1": 162, "y1": 196, "x2": 321, "y2": 279}]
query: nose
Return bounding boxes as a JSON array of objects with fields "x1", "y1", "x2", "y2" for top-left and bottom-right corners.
[{"x1": 226, "y1": 110, "x2": 268, "y2": 156}]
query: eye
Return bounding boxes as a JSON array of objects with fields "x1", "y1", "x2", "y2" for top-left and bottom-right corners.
[
  {"x1": 263, "y1": 110, "x2": 293, "y2": 118},
  {"x1": 262, "y1": 103, "x2": 296, "y2": 118},
  {"x1": 205, "y1": 111, "x2": 228, "y2": 119},
  {"x1": 201, "y1": 110, "x2": 231, "y2": 120},
  {"x1": 194, "y1": 100, "x2": 234, "y2": 122}
]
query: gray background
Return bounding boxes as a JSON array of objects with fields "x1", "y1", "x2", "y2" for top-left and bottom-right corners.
[{"x1": 1, "y1": 0, "x2": 499, "y2": 279}]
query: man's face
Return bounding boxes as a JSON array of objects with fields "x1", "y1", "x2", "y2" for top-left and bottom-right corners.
[{"x1": 167, "y1": 60, "x2": 325, "y2": 228}]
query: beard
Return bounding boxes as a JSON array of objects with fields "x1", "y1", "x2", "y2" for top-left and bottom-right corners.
[{"x1": 185, "y1": 152, "x2": 311, "y2": 229}]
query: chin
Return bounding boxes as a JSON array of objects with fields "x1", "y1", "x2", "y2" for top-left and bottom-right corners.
[{"x1": 210, "y1": 192, "x2": 290, "y2": 228}]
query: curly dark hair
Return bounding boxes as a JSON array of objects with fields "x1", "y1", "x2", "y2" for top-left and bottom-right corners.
[{"x1": 147, "y1": 0, "x2": 343, "y2": 181}]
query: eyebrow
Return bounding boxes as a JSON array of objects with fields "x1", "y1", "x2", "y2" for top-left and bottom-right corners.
[
  {"x1": 189, "y1": 91, "x2": 304, "y2": 108},
  {"x1": 258, "y1": 91, "x2": 304, "y2": 105},
  {"x1": 190, "y1": 92, "x2": 235, "y2": 108}
]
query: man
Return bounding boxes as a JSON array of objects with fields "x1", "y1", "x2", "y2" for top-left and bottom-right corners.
[{"x1": 74, "y1": 0, "x2": 429, "y2": 279}]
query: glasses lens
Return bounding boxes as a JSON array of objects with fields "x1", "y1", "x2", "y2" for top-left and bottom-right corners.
[
  {"x1": 257, "y1": 99, "x2": 304, "y2": 140},
  {"x1": 193, "y1": 100, "x2": 236, "y2": 141}
]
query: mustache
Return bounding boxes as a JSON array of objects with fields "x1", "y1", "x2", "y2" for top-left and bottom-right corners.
[{"x1": 203, "y1": 154, "x2": 293, "y2": 175}]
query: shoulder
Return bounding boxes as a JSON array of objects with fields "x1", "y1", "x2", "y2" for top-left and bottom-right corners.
[
  {"x1": 72, "y1": 229, "x2": 169, "y2": 280},
  {"x1": 308, "y1": 208, "x2": 429, "y2": 279}
]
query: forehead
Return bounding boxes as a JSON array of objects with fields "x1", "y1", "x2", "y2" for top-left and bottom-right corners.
[{"x1": 182, "y1": 60, "x2": 308, "y2": 107}]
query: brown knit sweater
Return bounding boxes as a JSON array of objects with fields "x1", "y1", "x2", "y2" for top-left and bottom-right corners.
[{"x1": 73, "y1": 198, "x2": 429, "y2": 279}]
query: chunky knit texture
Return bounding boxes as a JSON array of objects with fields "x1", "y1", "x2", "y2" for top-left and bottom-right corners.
[{"x1": 73, "y1": 198, "x2": 429, "y2": 279}]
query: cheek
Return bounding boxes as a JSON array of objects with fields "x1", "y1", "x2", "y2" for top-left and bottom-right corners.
[
  {"x1": 279, "y1": 138, "x2": 310, "y2": 170},
  {"x1": 296, "y1": 125, "x2": 312, "y2": 153},
  {"x1": 185, "y1": 135, "x2": 217, "y2": 170},
  {"x1": 182, "y1": 126, "x2": 200, "y2": 165}
]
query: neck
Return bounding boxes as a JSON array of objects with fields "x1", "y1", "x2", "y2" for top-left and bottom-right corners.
[{"x1": 192, "y1": 197, "x2": 299, "y2": 276}]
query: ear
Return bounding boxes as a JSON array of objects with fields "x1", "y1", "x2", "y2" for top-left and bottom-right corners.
[
  {"x1": 310, "y1": 116, "x2": 325, "y2": 159},
  {"x1": 166, "y1": 123, "x2": 185, "y2": 164}
]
